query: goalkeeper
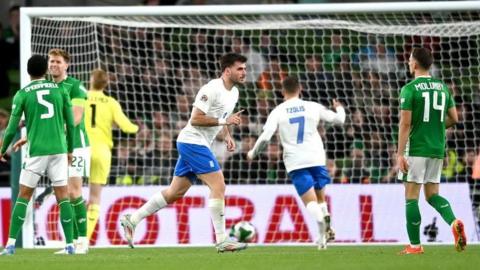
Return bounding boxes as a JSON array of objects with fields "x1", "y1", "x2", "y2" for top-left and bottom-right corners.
[{"x1": 84, "y1": 69, "x2": 139, "y2": 241}]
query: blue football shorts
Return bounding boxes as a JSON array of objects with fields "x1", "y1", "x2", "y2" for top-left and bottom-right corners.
[
  {"x1": 288, "y1": 166, "x2": 331, "y2": 196},
  {"x1": 174, "y1": 142, "x2": 221, "y2": 183}
]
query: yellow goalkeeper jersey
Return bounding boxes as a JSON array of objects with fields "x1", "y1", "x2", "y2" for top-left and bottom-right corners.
[{"x1": 85, "y1": 91, "x2": 139, "y2": 149}]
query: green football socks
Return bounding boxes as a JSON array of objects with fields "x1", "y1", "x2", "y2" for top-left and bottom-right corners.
[
  {"x1": 8, "y1": 197, "x2": 29, "y2": 239},
  {"x1": 71, "y1": 196, "x2": 88, "y2": 238},
  {"x1": 405, "y1": 199, "x2": 421, "y2": 245},
  {"x1": 427, "y1": 194, "x2": 456, "y2": 225},
  {"x1": 59, "y1": 198, "x2": 75, "y2": 244}
]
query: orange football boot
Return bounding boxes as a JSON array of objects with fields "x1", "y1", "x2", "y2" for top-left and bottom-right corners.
[
  {"x1": 398, "y1": 245, "x2": 424, "y2": 255},
  {"x1": 452, "y1": 219, "x2": 467, "y2": 252}
]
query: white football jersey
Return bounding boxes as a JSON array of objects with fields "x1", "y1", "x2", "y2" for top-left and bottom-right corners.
[
  {"x1": 260, "y1": 98, "x2": 345, "y2": 172},
  {"x1": 177, "y1": 78, "x2": 239, "y2": 148}
]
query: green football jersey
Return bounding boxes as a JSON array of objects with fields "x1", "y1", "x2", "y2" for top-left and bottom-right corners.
[
  {"x1": 399, "y1": 76, "x2": 455, "y2": 159},
  {"x1": 57, "y1": 76, "x2": 90, "y2": 149},
  {"x1": 0, "y1": 79, "x2": 75, "y2": 156}
]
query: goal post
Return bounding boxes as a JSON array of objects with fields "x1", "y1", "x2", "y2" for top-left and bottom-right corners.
[{"x1": 16, "y1": 1, "x2": 480, "y2": 248}]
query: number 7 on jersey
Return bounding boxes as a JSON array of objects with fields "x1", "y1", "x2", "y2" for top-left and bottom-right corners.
[{"x1": 289, "y1": 116, "x2": 305, "y2": 144}]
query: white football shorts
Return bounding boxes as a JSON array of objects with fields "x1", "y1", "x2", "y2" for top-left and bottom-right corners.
[
  {"x1": 20, "y1": 154, "x2": 68, "y2": 188},
  {"x1": 68, "y1": 147, "x2": 91, "y2": 178},
  {"x1": 398, "y1": 156, "x2": 443, "y2": 184}
]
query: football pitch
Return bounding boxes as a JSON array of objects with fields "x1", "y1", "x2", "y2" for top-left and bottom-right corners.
[{"x1": 1, "y1": 245, "x2": 479, "y2": 270}]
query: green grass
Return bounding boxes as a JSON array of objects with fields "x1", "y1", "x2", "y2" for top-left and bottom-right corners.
[{"x1": 1, "y1": 245, "x2": 479, "y2": 270}]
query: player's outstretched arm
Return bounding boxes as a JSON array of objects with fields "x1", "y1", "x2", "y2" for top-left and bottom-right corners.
[
  {"x1": 318, "y1": 99, "x2": 346, "y2": 124},
  {"x1": 112, "y1": 99, "x2": 139, "y2": 133},
  {"x1": 247, "y1": 129, "x2": 275, "y2": 160},
  {"x1": 445, "y1": 106, "x2": 458, "y2": 129},
  {"x1": 247, "y1": 109, "x2": 278, "y2": 160}
]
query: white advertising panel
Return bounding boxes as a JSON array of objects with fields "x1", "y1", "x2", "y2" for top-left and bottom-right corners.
[{"x1": 0, "y1": 184, "x2": 477, "y2": 246}]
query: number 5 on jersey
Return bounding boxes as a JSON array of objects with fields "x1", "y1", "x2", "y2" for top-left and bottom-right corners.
[{"x1": 36, "y1": 90, "x2": 54, "y2": 119}]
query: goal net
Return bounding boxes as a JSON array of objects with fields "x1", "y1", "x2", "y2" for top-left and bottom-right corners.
[{"x1": 19, "y1": 3, "x2": 480, "y2": 247}]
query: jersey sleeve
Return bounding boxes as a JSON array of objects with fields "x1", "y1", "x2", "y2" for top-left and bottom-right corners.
[
  {"x1": 262, "y1": 108, "x2": 280, "y2": 133},
  {"x1": 112, "y1": 98, "x2": 139, "y2": 134},
  {"x1": 248, "y1": 108, "x2": 279, "y2": 158},
  {"x1": 1, "y1": 93, "x2": 23, "y2": 154},
  {"x1": 317, "y1": 103, "x2": 346, "y2": 124},
  {"x1": 192, "y1": 86, "x2": 214, "y2": 114},
  {"x1": 63, "y1": 89, "x2": 75, "y2": 153},
  {"x1": 399, "y1": 86, "x2": 413, "y2": 111},
  {"x1": 11, "y1": 92, "x2": 24, "y2": 117},
  {"x1": 70, "y1": 81, "x2": 87, "y2": 107}
]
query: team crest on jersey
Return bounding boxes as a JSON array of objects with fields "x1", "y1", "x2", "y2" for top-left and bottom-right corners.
[{"x1": 200, "y1": 95, "x2": 208, "y2": 102}]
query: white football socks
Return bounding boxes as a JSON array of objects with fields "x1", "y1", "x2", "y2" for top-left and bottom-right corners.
[
  {"x1": 318, "y1": 202, "x2": 330, "y2": 217},
  {"x1": 208, "y1": 198, "x2": 226, "y2": 244},
  {"x1": 130, "y1": 191, "x2": 167, "y2": 225},
  {"x1": 306, "y1": 201, "x2": 326, "y2": 240}
]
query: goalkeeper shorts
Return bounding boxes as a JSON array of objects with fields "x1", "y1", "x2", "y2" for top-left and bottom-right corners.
[{"x1": 89, "y1": 144, "x2": 112, "y2": 185}]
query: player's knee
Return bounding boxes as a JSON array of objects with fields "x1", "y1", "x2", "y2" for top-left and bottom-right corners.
[
  {"x1": 210, "y1": 181, "x2": 225, "y2": 198},
  {"x1": 53, "y1": 186, "x2": 69, "y2": 201},
  {"x1": 68, "y1": 186, "x2": 82, "y2": 199},
  {"x1": 162, "y1": 189, "x2": 183, "y2": 204},
  {"x1": 18, "y1": 189, "x2": 33, "y2": 201}
]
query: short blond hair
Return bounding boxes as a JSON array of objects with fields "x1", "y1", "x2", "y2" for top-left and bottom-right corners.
[
  {"x1": 91, "y1": 69, "x2": 108, "y2": 90},
  {"x1": 48, "y1": 48, "x2": 71, "y2": 63}
]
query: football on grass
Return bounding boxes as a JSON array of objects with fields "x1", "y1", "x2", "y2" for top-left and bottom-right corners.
[{"x1": 229, "y1": 221, "x2": 256, "y2": 243}]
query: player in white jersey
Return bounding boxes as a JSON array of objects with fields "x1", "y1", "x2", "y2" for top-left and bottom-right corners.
[
  {"x1": 120, "y1": 53, "x2": 248, "y2": 252},
  {"x1": 247, "y1": 76, "x2": 345, "y2": 249}
]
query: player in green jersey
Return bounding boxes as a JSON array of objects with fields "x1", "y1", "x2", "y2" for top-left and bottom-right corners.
[
  {"x1": 15, "y1": 49, "x2": 91, "y2": 253},
  {"x1": 0, "y1": 55, "x2": 75, "y2": 255},
  {"x1": 397, "y1": 47, "x2": 466, "y2": 255},
  {"x1": 48, "y1": 48, "x2": 90, "y2": 253}
]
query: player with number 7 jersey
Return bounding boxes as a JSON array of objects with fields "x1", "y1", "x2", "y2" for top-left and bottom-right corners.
[{"x1": 247, "y1": 76, "x2": 345, "y2": 250}]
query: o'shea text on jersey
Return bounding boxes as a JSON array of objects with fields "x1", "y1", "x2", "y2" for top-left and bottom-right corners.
[
  {"x1": 286, "y1": 106, "x2": 305, "y2": 114},
  {"x1": 414, "y1": 82, "x2": 444, "y2": 91}
]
